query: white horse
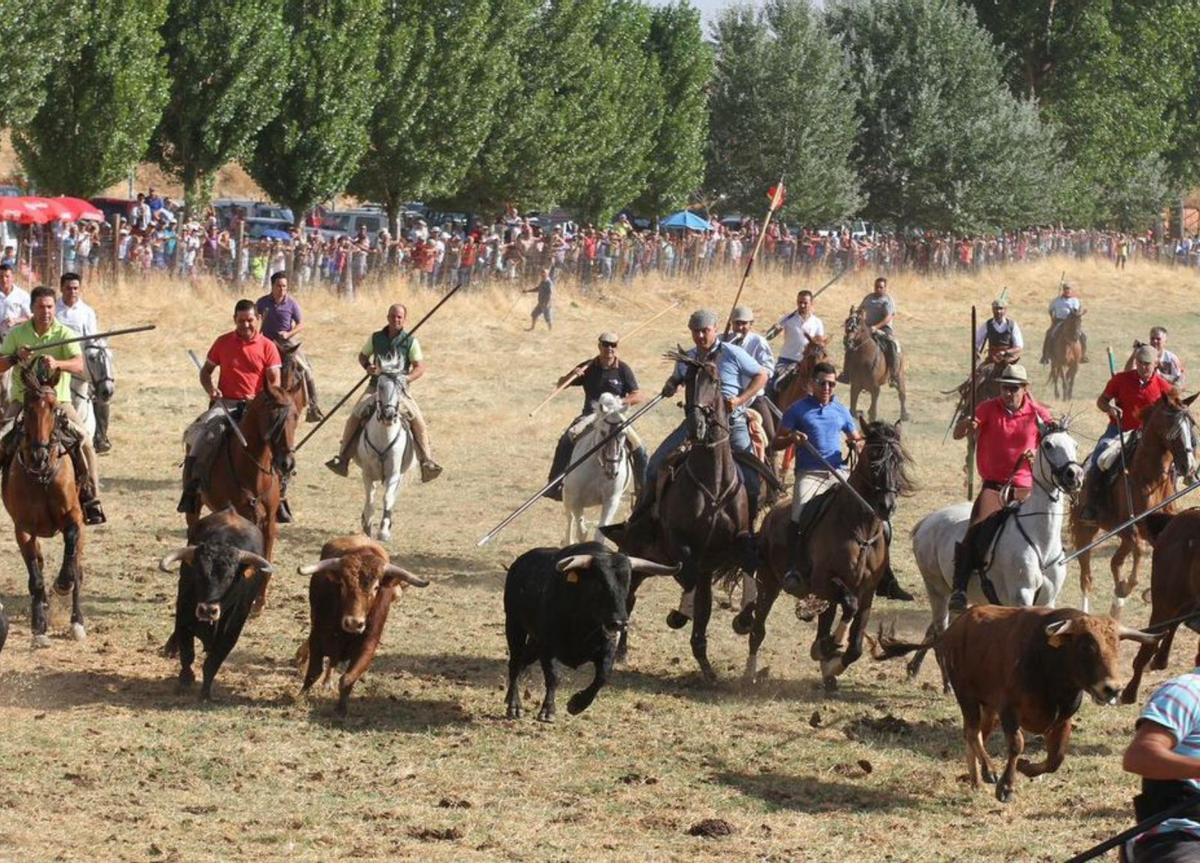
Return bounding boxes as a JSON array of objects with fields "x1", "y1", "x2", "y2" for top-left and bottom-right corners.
[
  {"x1": 353, "y1": 367, "x2": 413, "y2": 542},
  {"x1": 69, "y1": 342, "x2": 115, "y2": 443},
  {"x1": 562, "y1": 393, "x2": 632, "y2": 544},
  {"x1": 907, "y1": 419, "x2": 1084, "y2": 684}
]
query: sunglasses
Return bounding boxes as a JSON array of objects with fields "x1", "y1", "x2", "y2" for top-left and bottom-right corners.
[
  {"x1": 599, "y1": 341, "x2": 618, "y2": 349},
  {"x1": 816, "y1": 380, "x2": 836, "y2": 389}
]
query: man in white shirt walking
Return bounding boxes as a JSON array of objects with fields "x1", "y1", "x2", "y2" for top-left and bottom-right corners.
[{"x1": 56, "y1": 272, "x2": 111, "y2": 453}]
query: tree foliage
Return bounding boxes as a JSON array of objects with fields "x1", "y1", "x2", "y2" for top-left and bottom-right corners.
[
  {"x1": 249, "y1": 0, "x2": 383, "y2": 223},
  {"x1": 14, "y1": 0, "x2": 169, "y2": 197},
  {"x1": 0, "y1": 0, "x2": 75, "y2": 131},
  {"x1": 708, "y1": 0, "x2": 861, "y2": 225},
  {"x1": 827, "y1": 0, "x2": 1060, "y2": 233},
  {"x1": 153, "y1": 0, "x2": 290, "y2": 218}
]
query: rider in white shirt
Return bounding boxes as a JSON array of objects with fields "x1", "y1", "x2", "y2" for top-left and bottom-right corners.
[
  {"x1": 765, "y1": 289, "x2": 824, "y2": 394},
  {"x1": 56, "y1": 272, "x2": 111, "y2": 453}
]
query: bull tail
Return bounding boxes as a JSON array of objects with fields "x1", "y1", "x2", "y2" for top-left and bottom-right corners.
[
  {"x1": 868, "y1": 620, "x2": 939, "y2": 661},
  {"x1": 160, "y1": 631, "x2": 179, "y2": 659}
]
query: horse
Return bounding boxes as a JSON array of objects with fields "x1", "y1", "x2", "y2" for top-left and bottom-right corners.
[
  {"x1": 1071, "y1": 392, "x2": 1198, "y2": 618},
  {"x1": 2, "y1": 365, "x2": 88, "y2": 646},
  {"x1": 69, "y1": 342, "x2": 115, "y2": 444},
  {"x1": 906, "y1": 418, "x2": 1084, "y2": 688},
  {"x1": 562, "y1": 393, "x2": 631, "y2": 545},
  {"x1": 743, "y1": 419, "x2": 914, "y2": 690},
  {"x1": 774, "y1": 336, "x2": 831, "y2": 413},
  {"x1": 601, "y1": 349, "x2": 767, "y2": 682},
  {"x1": 192, "y1": 383, "x2": 298, "y2": 611},
  {"x1": 1047, "y1": 309, "x2": 1084, "y2": 400},
  {"x1": 354, "y1": 365, "x2": 413, "y2": 543},
  {"x1": 843, "y1": 307, "x2": 910, "y2": 422}
]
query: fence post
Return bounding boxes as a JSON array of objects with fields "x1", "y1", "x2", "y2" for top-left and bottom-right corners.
[{"x1": 110, "y1": 214, "x2": 121, "y2": 288}]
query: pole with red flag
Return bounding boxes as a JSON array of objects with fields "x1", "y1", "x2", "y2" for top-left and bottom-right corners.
[{"x1": 723, "y1": 178, "x2": 786, "y2": 335}]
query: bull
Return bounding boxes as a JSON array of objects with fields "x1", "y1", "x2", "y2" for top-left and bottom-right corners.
[
  {"x1": 158, "y1": 507, "x2": 273, "y2": 700},
  {"x1": 875, "y1": 605, "x2": 1160, "y2": 801},
  {"x1": 504, "y1": 542, "x2": 679, "y2": 722},
  {"x1": 296, "y1": 535, "x2": 428, "y2": 716}
]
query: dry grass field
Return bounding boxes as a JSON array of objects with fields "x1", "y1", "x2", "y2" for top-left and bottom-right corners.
[{"x1": 0, "y1": 258, "x2": 1194, "y2": 862}]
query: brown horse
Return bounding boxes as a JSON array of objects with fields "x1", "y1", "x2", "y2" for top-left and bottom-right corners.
[
  {"x1": 843, "y1": 307, "x2": 910, "y2": 422},
  {"x1": 1071, "y1": 392, "x2": 1198, "y2": 618},
  {"x1": 602, "y1": 349, "x2": 768, "y2": 681},
  {"x1": 1047, "y1": 309, "x2": 1084, "y2": 400},
  {"x1": 191, "y1": 384, "x2": 298, "y2": 611},
  {"x1": 2, "y1": 365, "x2": 87, "y2": 646},
  {"x1": 743, "y1": 420, "x2": 914, "y2": 690},
  {"x1": 774, "y1": 336, "x2": 831, "y2": 413}
]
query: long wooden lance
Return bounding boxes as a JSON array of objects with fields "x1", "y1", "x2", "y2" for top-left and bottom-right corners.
[
  {"x1": 765, "y1": 268, "x2": 851, "y2": 341},
  {"x1": 968, "y1": 305, "x2": 977, "y2": 500},
  {"x1": 1064, "y1": 792, "x2": 1200, "y2": 863},
  {"x1": 809, "y1": 265, "x2": 851, "y2": 302},
  {"x1": 1107, "y1": 346, "x2": 1137, "y2": 519},
  {"x1": 479, "y1": 394, "x2": 665, "y2": 546},
  {"x1": 724, "y1": 179, "x2": 786, "y2": 335},
  {"x1": 527, "y1": 300, "x2": 680, "y2": 418},
  {"x1": 295, "y1": 282, "x2": 463, "y2": 453},
  {"x1": 16, "y1": 323, "x2": 156, "y2": 356}
]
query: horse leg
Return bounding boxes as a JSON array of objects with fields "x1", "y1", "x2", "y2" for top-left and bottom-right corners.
[
  {"x1": 361, "y1": 474, "x2": 375, "y2": 537},
  {"x1": 593, "y1": 488, "x2": 623, "y2": 544},
  {"x1": 378, "y1": 470, "x2": 401, "y2": 543},
  {"x1": 869, "y1": 387, "x2": 880, "y2": 423},
  {"x1": 57, "y1": 518, "x2": 85, "y2": 640},
  {"x1": 744, "y1": 579, "x2": 780, "y2": 683},
  {"x1": 616, "y1": 573, "x2": 645, "y2": 664},
  {"x1": 896, "y1": 371, "x2": 911, "y2": 422},
  {"x1": 251, "y1": 520, "x2": 277, "y2": 616},
  {"x1": 19, "y1": 532, "x2": 49, "y2": 647},
  {"x1": 1076, "y1": 543, "x2": 1095, "y2": 614},
  {"x1": 1121, "y1": 629, "x2": 1168, "y2": 704},
  {"x1": 821, "y1": 592, "x2": 873, "y2": 685},
  {"x1": 1109, "y1": 534, "x2": 1135, "y2": 619},
  {"x1": 1151, "y1": 623, "x2": 1178, "y2": 671},
  {"x1": 689, "y1": 568, "x2": 717, "y2": 683},
  {"x1": 849, "y1": 384, "x2": 861, "y2": 417}
]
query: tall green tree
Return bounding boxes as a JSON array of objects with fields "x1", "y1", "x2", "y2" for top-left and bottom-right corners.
[
  {"x1": 827, "y1": 0, "x2": 1061, "y2": 233},
  {"x1": 0, "y1": 0, "x2": 75, "y2": 130},
  {"x1": 634, "y1": 2, "x2": 710, "y2": 216},
  {"x1": 249, "y1": 0, "x2": 383, "y2": 224},
  {"x1": 152, "y1": 0, "x2": 290, "y2": 219},
  {"x1": 707, "y1": 0, "x2": 860, "y2": 225},
  {"x1": 347, "y1": 0, "x2": 531, "y2": 232},
  {"x1": 13, "y1": 0, "x2": 169, "y2": 196}
]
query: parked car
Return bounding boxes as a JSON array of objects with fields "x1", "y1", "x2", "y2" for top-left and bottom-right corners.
[
  {"x1": 214, "y1": 198, "x2": 296, "y2": 229},
  {"x1": 90, "y1": 197, "x2": 138, "y2": 223},
  {"x1": 320, "y1": 208, "x2": 388, "y2": 244},
  {"x1": 243, "y1": 217, "x2": 294, "y2": 241}
]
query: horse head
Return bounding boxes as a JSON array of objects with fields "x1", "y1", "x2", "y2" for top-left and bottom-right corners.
[
  {"x1": 1145, "y1": 390, "x2": 1199, "y2": 481},
  {"x1": 373, "y1": 363, "x2": 407, "y2": 425},
  {"x1": 665, "y1": 346, "x2": 726, "y2": 446},
  {"x1": 803, "y1": 335, "x2": 829, "y2": 362},
  {"x1": 255, "y1": 383, "x2": 298, "y2": 477},
  {"x1": 1032, "y1": 415, "x2": 1085, "y2": 495},
  {"x1": 843, "y1": 306, "x2": 867, "y2": 351},
  {"x1": 84, "y1": 343, "x2": 115, "y2": 401},
  {"x1": 855, "y1": 418, "x2": 914, "y2": 520},
  {"x1": 593, "y1": 392, "x2": 627, "y2": 480},
  {"x1": 20, "y1": 361, "x2": 59, "y2": 476}
]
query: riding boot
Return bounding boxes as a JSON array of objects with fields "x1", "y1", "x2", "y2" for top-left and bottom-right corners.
[
  {"x1": 631, "y1": 444, "x2": 649, "y2": 500},
  {"x1": 781, "y1": 520, "x2": 808, "y2": 598},
  {"x1": 1040, "y1": 330, "x2": 1052, "y2": 365},
  {"x1": 70, "y1": 446, "x2": 106, "y2": 526},
  {"x1": 409, "y1": 414, "x2": 443, "y2": 483},
  {"x1": 1076, "y1": 467, "x2": 1100, "y2": 524},
  {"x1": 875, "y1": 521, "x2": 914, "y2": 601},
  {"x1": 93, "y1": 399, "x2": 111, "y2": 453},
  {"x1": 543, "y1": 433, "x2": 573, "y2": 501},
  {"x1": 304, "y1": 375, "x2": 324, "y2": 423},
  {"x1": 177, "y1": 456, "x2": 201, "y2": 514},
  {"x1": 948, "y1": 541, "x2": 973, "y2": 614},
  {"x1": 276, "y1": 476, "x2": 294, "y2": 524},
  {"x1": 325, "y1": 415, "x2": 364, "y2": 477}
]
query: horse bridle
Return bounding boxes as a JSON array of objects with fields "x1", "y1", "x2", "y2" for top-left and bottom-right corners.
[
  {"x1": 18, "y1": 388, "x2": 64, "y2": 486},
  {"x1": 374, "y1": 370, "x2": 406, "y2": 424},
  {"x1": 597, "y1": 412, "x2": 626, "y2": 479},
  {"x1": 85, "y1": 344, "x2": 114, "y2": 399},
  {"x1": 1162, "y1": 405, "x2": 1197, "y2": 480},
  {"x1": 1032, "y1": 429, "x2": 1083, "y2": 502}
]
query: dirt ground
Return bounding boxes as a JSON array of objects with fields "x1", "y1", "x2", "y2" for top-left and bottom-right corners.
[{"x1": 0, "y1": 258, "x2": 1191, "y2": 862}]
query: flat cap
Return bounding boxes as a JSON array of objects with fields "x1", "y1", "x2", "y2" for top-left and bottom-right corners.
[
  {"x1": 598, "y1": 331, "x2": 619, "y2": 344},
  {"x1": 1135, "y1": 344, "x2": 1158, "y2": 363},
  {"x1": 732, "y1": 305, "x2": 754, "y2": 322},
  {"x1": 688, "y1": 309, "x2": 717, "y2": 330}
]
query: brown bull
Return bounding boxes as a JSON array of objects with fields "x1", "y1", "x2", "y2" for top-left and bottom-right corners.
[
  {"x1": 876, "y1": 605, "x2": 1160, "y2": 802},
  {"x1": 297, "y1": 535, "x2": 428, "y2": 715}
]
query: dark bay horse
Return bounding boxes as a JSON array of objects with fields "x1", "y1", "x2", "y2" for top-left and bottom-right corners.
[
  {"x1": 774, "y1": 336, "x2": 831, "y2": 413},
  {"x1": 192, "y1": 383, "x2": 298, "y2": 612},
  {"x1": 744, "y1": 420, "x2": 914, "y2": 690},
  {"x1": 2, "y1": 365, "x2": 88, "y2": 646},
  {"x1": 602, "y1": 350, "x2": 764, "y2": 681},
  {"x1": 1047, "y1": 309, "x2": 1084, "y2": 400},
  {"x1": 843, "y1": 307, "x2": 910, "y2": 422},
  {"x1": 1071, "y1": 392, "x2": 1198, "y2": 618}
]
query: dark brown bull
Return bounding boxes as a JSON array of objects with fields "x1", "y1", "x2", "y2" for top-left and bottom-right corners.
[
  {"x1": 296, "y1": 535, "x2": 428, "y2": 715},
  {"x1": 876, "y1": 605, "x2": 1160, "y2": 801}
]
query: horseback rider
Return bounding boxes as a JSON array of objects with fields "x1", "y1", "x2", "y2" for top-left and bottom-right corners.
[
  {"x1": 853, "y1": 276, "x2": 901, "y2": 386},
  {"x1": 948, "y1": 364, "x2": 1052, "y2": 613},
  {"x1": 55, "y1": 271, "x2": 111, "y2": 453},
  {"x1": 0, "y1": 286, "x2": 106, "y2": 525},
  {"x1": 256, "y1": 271, "x2": 323, "y2": 423},
  {"x1": 721, "y1": 306, "x2": 776, "y2": 459},
  {"x1": 1039, "y1": 281, "x2": 1089, "y2": 365},
  {"x1": 324, "y1": 303, "x2": 443, "y2": 482},
  {"x1": 1126, "y1": 327, "x2": 1185, "y2": 388},
  {"x1": 543, "y1": 331, "x2": 645, "y2": 501},
  {"x1": 765, "y1": 289, "x2": 823, "y2": 393},
  {"x1": 974, "y1": 297, "x2": 1023, "y2": 371},
  {"x1": 179, "y1": 299, "x2": 296, "y2": 520},
  {"x1": 0, "y1": 263, "x2": 31, "y2": 406},
  {"x1": 1076, "y1": 344, "x2": 1173, "y2": 523}
]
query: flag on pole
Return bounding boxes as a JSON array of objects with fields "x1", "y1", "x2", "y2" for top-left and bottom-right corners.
[{"x1": 767, "y1": 184, "x2": 786, "y2": 209}]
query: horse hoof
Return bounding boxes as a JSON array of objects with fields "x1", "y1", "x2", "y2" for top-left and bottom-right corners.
[
  {"x1": 31, "y1": 634, "x2": 51, "y2": 649},
  {"x1": 823, "y1": 676, "x2": 838, "y2": 693},
  {"x1": 378, "y1": 531, "x2": 391, "y2": 543},
  {"x1": 995, "y1": 784, "x2": 1013, "y2": 804},
  {"x1": 71, "y1": 623, "x2": 86, "y2": 642},
  {"x1": 52, "y1": 580, "x2": 73, "y2": 597},
  {"x1": 731, "y1": 605, "x2": 755, "y2": 636}
]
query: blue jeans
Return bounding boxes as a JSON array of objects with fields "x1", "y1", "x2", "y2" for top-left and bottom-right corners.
[
  {"x1": 1090, "y1": 423, "x2": 1121, "y2": 469},
  {"x1": 646, "y1": 416, "x2": 760, "y2": 502}
]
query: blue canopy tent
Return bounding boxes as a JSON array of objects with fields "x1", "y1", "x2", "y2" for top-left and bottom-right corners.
[{"x1": 659, "y1": 210, "x2": 711, "y2": 231}]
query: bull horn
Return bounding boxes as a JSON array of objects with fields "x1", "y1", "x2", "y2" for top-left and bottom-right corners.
[
  {"x1": 555, "y1": 554, "x2": 594, "y2": 573},
  {"x1": 626, "y1": 557, "x2": 682, "y2": 576},
  {"x1": 158, "y1": 546, "x2": 197, "y2": 572},
  {"x1": 297, "y1": 557, "x2": 343, "y2": 576},
  {"x1": 237, "y1": 550, "x2": 274, "y2": 574},
  {"x1": 1044, "y1": 619, "x2": 1077, "y2": 638},
  {"x1": 383, "y1": 563, "x2": 428, "y2": 587},
  {"x1": 1118, "y1": 624, "x2": 1166, "y2": 644}
]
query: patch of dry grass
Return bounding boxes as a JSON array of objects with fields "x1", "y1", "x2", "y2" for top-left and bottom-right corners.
[{"x1": 0, "y1": 257, "x2": 1194, "y2": 861}]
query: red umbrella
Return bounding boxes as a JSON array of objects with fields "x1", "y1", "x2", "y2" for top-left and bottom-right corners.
[
  {"x1": 0, "y1": 197, "x2": 40, "y2": 223},
  {"x1": 21, "y1": 196, "x2": 75, "y2": 223},
  {"x1": 52, "y1": 197, "x2": 104, "y2": 222}
]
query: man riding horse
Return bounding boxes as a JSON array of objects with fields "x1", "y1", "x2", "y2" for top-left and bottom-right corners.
[
  {"x1": 179, "y1": 299, "x2": 295, "y2": 521},
  {"x1": 1076, "y1": 344, "x2": 1174, "y2": 524},
  {"x1": 846, "y1": 276, "x2": 901, "y2": 387},
  {"x1": 975, "y1": 297, "x2": 1023, "y2": 375},
  {"x1": 0, "y1": 286, "x2": 106, "y2": 525},
  {"x1": 56, "y1": 271, "x2": 111, "y2": 453},
  {"x1": 1126, "y1": 326, "x2": 1185, "y2": 387},
  {"x1": 256, "y1": 271, "x2": 323, "y2": 423},
  {"x1": 765, "y1": 290, "x2": 823, "y2": 397},
  {"x1": 1040, "y1": 281, "x2": 1089, "y2": 365},
  {"x1": 721, "y1": 306, "x2": 777, "y2": 467},
  {"x1": 325, "y1": 303, "x2": 443, "y2": 483},
  {"x1": 543, "y1": 331, "x2": 646, "y2": 501},
  {"x1": 949, "y1": 363, "x2": 1053, "y2": 613}
]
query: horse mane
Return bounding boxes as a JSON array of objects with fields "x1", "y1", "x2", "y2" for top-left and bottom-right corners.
[
  {"x1": 19, "y1": 361, "x2": 58, "y2": 403},
  {"x1": 663, "y1": 345, "x2": 706, "y2": 369},
  {"x1": 860, "y1": 420, "x2": 916, "y2": 495}
]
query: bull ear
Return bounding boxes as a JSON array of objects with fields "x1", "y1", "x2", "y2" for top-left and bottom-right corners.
[
  {"x1": 555, "y1": 554, "x2": 595, "y2": 574},
  {"x1": 1044, "y1": 618, "x2": 1076, "y2": 647},
  {"x1": 158, "y1": 546, "x2": 197, "y2": 572},
  {"x1": 1184, "y1": 392, "x2": 1200, "y2": 407},
  {"x1": 297, "y1": 557, "x2": 342, "y2": 576},
  {"x1": 597, "y1": 522, "x2": 626, "y2": 546},
  {"x1": 1118, "y1": 624, "x2": 1166, "y2": 645},
  {"x1": 383, "y1": 563, "x2": 428, "y2": 588},
  {"x1": 237, "y1": 550, "x2": 273, "y2": 574},
  {"x1": 625, "y1": 556, "x2": 681, "y2": 576}
]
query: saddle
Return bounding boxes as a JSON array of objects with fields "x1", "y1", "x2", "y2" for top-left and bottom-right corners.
[
  {"x1": 963, "y1": 503, "x2": 1020, "y2": 603},
  {"x1": 1094, "y1": 431, "x2": 1140, "y2": 481},
  {"x1": 794, "y1": 485, "x2": 839, "y2": 536}
]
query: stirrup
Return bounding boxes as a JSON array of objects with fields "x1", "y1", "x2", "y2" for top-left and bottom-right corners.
[
  {"x1": 82, "y1": 499, "x2": 106, "y2": 526},
  {"x1": 420, "y1": 461, "x2": 443, "y2": 483},
  {"x1": 948, "y1": 589, "x2": 968, "y2": 614},
  {"x1": 781, "y1": 569, "x2": 808, "y2": 598},
  {"x1": 306, "y1": 405, "x2": 324, "y2": 423},
  {"x1": 325, "y1": 456, "x2": 349, "y2": 477}
]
